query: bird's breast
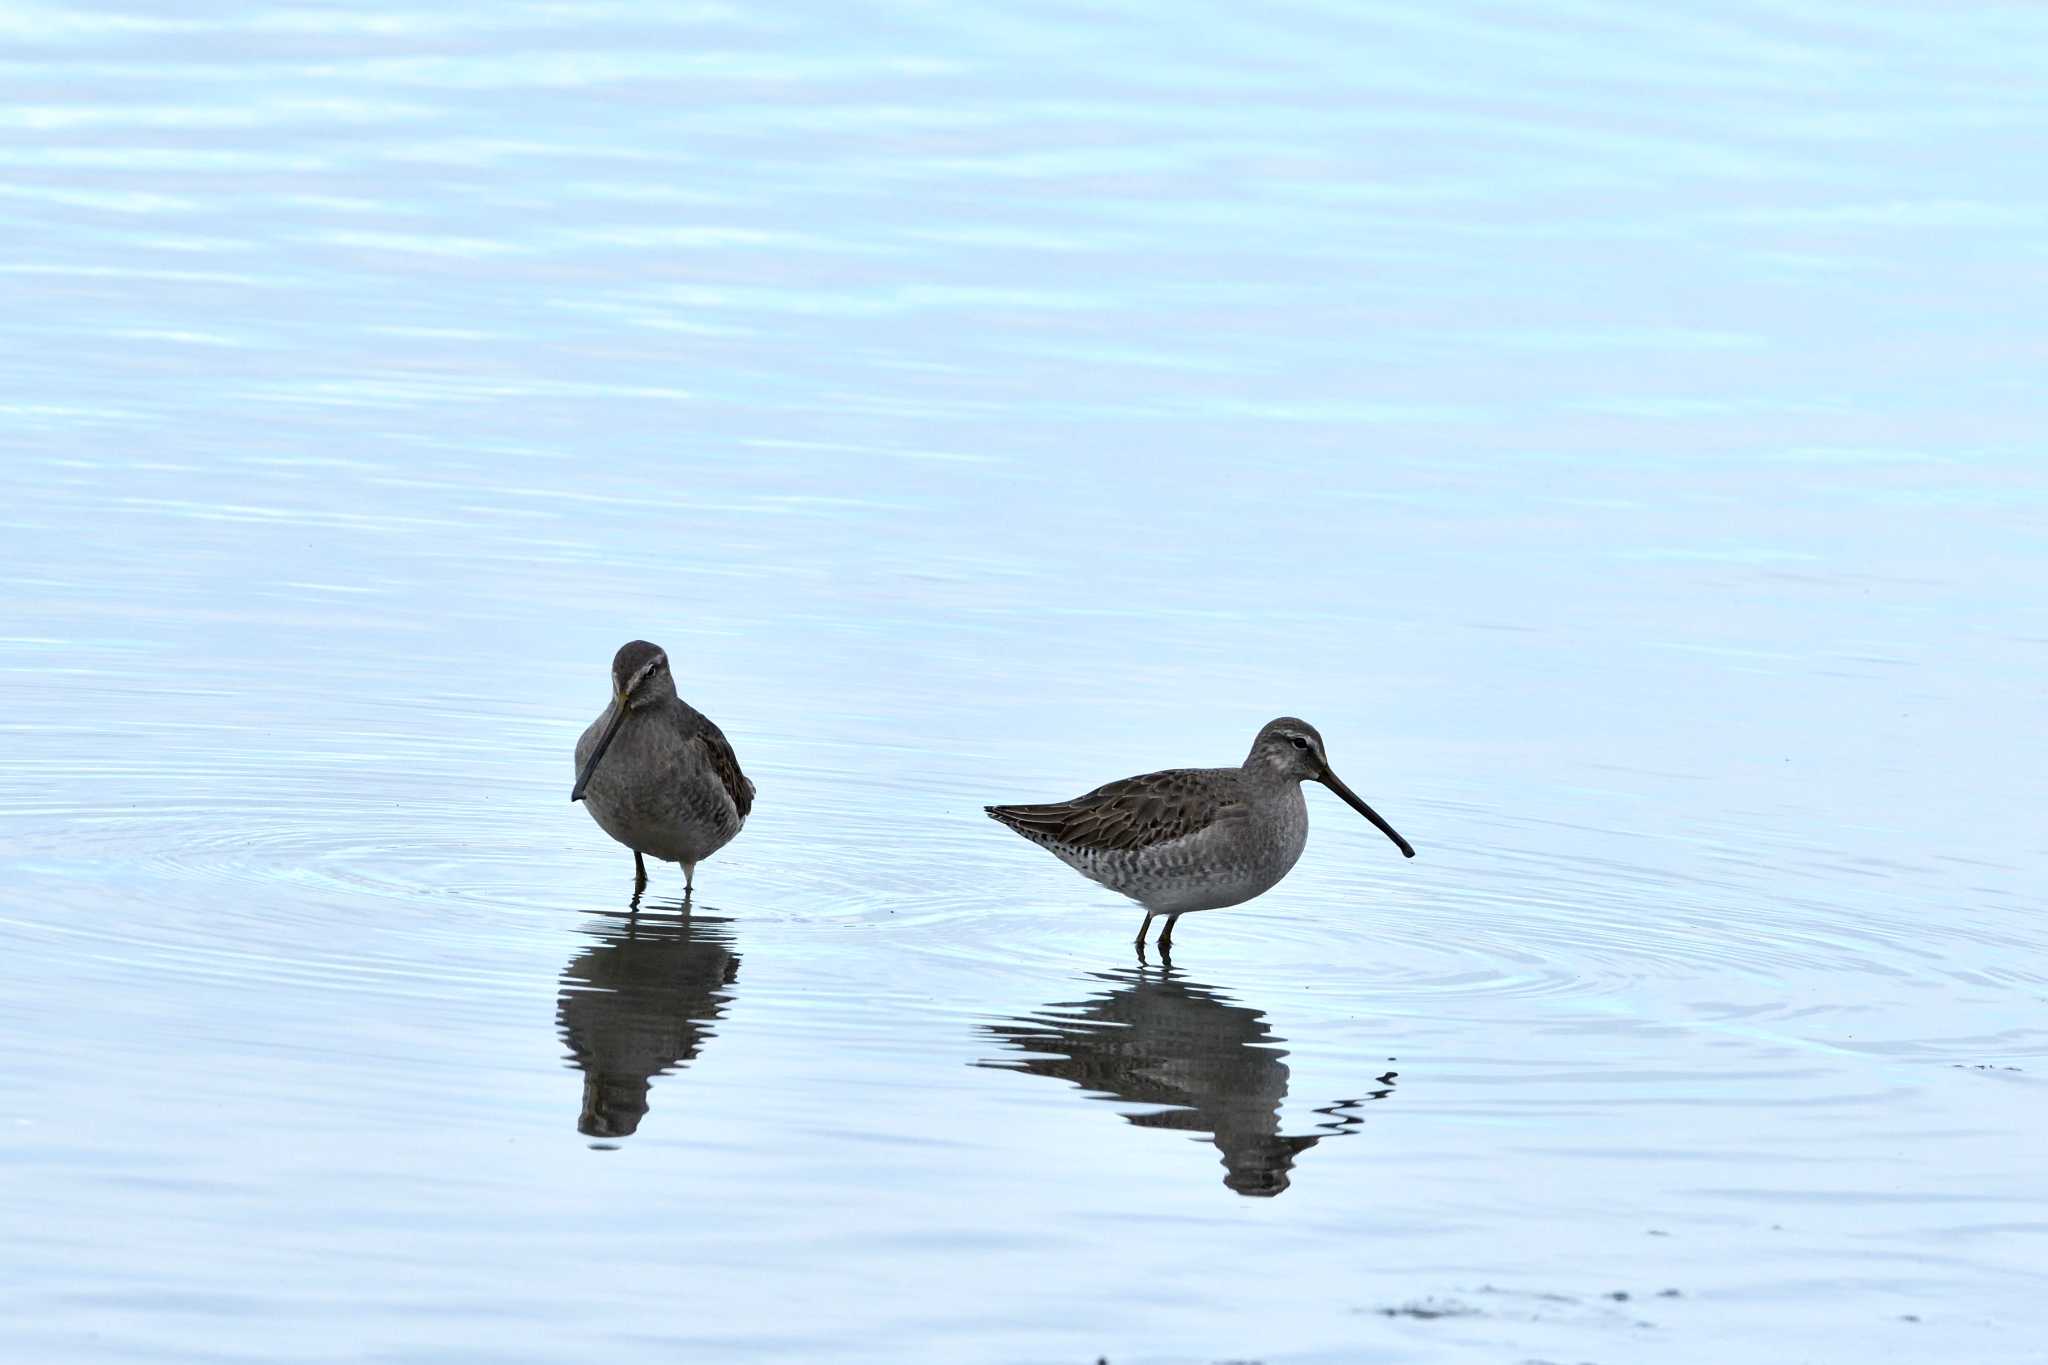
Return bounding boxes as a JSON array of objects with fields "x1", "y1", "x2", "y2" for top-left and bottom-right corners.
[{"x1": 575, "y1": 710, "x2": 742, "y2": 862}]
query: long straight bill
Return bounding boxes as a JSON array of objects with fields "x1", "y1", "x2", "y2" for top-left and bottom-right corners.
[
  {"x1": 570, "y1": 704, "x2": 627, "y2": 802},
  {"x1": 1319, "y1": 768, "x2": 1416, "y2": 858}
]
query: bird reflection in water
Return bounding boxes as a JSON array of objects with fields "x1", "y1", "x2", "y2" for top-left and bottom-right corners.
[
  {"x1": 977, "y1": 966, "x2": 1394, "y2": 1196},
  {"x1": 556, "y1": 899, "x2": 740, "y2": 1147}
]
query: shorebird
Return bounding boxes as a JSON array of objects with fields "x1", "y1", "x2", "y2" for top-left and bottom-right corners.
[
  {"x1": 571, "y1": 640, "x2": 754, "y2": 893},
  {"x1": 985, "y1": 718, "x2": 1414, "y2": 952}
]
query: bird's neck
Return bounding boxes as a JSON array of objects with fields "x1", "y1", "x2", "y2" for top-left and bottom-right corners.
[{"x1": 1238, "y1": 754, "x2": 1301, "y2": 792}]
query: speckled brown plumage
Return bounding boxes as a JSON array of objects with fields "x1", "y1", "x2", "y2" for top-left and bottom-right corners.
[
  {"x1": 984, "y1": 717, "x2": 1414, "y2": 951},
  {"x1": 690, "y1": 712, "x2": 754, "y2": 823},
  {"x1": 985, "y1": 768, "x2": 1251, "y2": 854}
]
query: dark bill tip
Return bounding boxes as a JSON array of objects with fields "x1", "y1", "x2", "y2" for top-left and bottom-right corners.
[{"x1": 571, "y1": 704, "x2": 627, "y2": 804}]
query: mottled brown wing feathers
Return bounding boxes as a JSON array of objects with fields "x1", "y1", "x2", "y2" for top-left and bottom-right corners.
[
  {"x1": 985, "y1": 769, "x2": 1244, "y2": 853},
  {"x1": 692, "y1": 718, "x2": 754, "y2": 820}
]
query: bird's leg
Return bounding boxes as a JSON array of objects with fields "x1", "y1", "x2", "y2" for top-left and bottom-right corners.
[
  {"x1": 683, "y1": 860, "x2": 697, "y2": 894},
  {"x1": 633, "y1": 850, "x2": 648, "y2": 890},
  {"x1": 1134, "y1": 911, "x2": 1156, "y2": 954},
  {"x1": 1158, "y1": 912, "x2": 1182, "y2": 950}
]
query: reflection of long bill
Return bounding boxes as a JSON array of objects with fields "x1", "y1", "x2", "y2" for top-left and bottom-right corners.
[
  {"x1": 570, "y1": 703, "x2": 627, "y2": 803},
  {"x1": 1319, "y1": 766, "x2": 1415, "y2": 858}
]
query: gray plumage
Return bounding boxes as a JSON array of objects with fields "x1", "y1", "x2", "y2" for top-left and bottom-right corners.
[
  {"x1": 986, "y1": 717, "x2": 1413, "y2": 951},
  {"x1": 573, "y1": 640, "x2": 753, "y2": 892}
]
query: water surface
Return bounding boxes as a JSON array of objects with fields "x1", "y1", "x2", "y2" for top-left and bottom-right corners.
[{"x1": 3, "y1": 2, "x2": 2046, "y2": 1361}]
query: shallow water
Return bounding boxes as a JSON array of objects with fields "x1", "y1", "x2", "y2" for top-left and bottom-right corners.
[{"x1": 3, "y1": 1, "x2": 2047, "y2": 1360}]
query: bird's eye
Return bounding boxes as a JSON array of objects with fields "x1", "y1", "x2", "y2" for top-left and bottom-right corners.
[{"x1": 1289, "y1": 736, "x2": 1310, "y2": 751}]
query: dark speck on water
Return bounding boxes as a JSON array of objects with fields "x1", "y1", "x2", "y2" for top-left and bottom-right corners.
[{"x1": 1380, "y1": 1299, "x2": 1483, "y2": 1321}]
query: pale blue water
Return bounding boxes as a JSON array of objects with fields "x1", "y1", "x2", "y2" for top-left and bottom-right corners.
[{"x1": 3, "y1": 2, "x2": 2046, "y2": 1361}]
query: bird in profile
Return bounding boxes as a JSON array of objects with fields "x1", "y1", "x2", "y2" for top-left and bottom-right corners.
[
  {"x1": 985, "y1": 718, "x2": 1414, "y2": 953},
  {"x1": 571, "y1": 640, "x2": 754, "y2": 893}
]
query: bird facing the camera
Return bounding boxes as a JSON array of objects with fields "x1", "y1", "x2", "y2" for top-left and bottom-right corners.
[{"x1": 572, "y1": 640, "x2": 753, "y2": 893}]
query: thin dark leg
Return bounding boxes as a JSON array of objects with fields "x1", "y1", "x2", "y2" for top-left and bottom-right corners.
[
  {"x1": 633, "y1": 850, "x2": 648, "y2": 889},
  {"x1": 1133, "y1": 911, "x2": 1156, "y2": 952},
  {"x1": 683, "y1": 860, "x2": 697, "y2": 893},
  {"x1": 1158, "y1": 913, "x2": 1182, "y2": 950}
]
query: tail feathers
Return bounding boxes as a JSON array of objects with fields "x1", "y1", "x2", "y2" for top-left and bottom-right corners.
[{"x1": 985, "y1": 803, "x2": 1067, "y2": 843}]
